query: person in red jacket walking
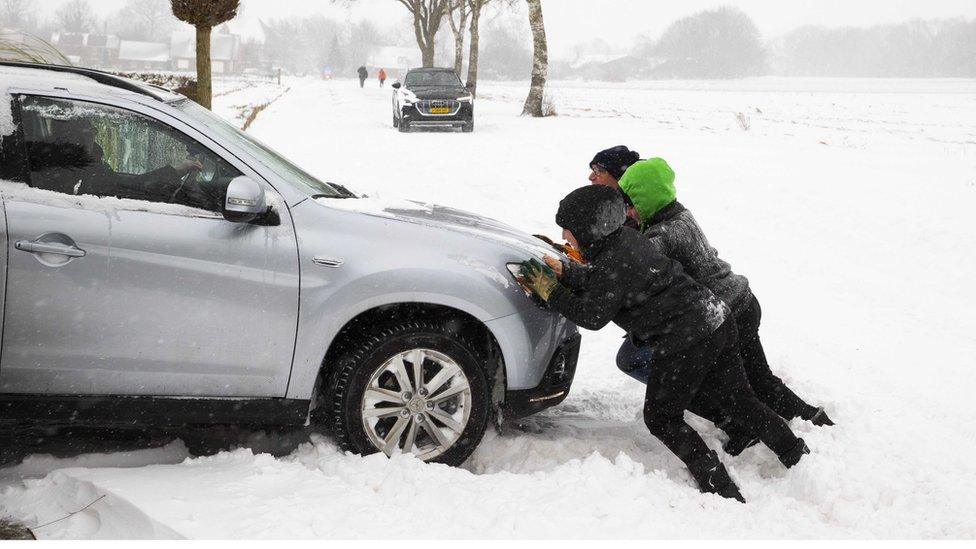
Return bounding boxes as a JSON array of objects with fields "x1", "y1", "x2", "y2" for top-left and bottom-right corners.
[{"x1": 378, "y1": 68, "x2": 387, "y2": 87}]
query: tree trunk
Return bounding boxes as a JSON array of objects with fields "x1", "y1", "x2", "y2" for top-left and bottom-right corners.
[
  {"x1": 421, "y1": 43, "x2": 436, "y2": 67},
  {"x1": 447, "y1": 1, "x2": 468, "y2": 75},
  {"x1": 465, "y1": 0, "x2": 483, "y2": 97},
  {"x1": 452, "y1": 27, "x2": 464, "y2": 74},
  {"x1": 521, "y1": 0, "x2": 548, "y2": 117},
  {"x1": 195, "y1": 25, "x2": 213, "y2": 109}
]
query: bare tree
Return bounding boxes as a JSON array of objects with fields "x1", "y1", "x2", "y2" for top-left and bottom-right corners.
[
  {"x1": 56, "y1": 0, "x2": 98, "y2": 34},
  {"x1": 0, "y1": 0, "x2": 38, "y2": 32},
  {"x1": 445, "y1": 0, "x2": 469, "y2": 75},
  {"x1": 464, "y1": 0, "x2": 486, "y2": 96},
  {"x1": 394, "y1": 0, "x2": 450, "y2": 67},
  {"x1": 465, "y1": 0, "x2": 517, "y2": 98},
  {"x1": 171, "y1": 0, "x2": 239, "y2": 110},
  {"x1": 521, "y1": 0, "x2": 548, "y2": 116},
  {"x1": 118, "y1": 0, "x2": 179, "y2": 42}
]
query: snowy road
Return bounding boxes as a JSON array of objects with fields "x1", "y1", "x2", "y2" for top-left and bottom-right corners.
[{"x1": 2, "y1": 76, "x2": 976, "y2": 538}]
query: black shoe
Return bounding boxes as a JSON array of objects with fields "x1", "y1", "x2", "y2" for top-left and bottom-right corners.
[
  {"x1": 688, "y1": 451, "x2": 746, "y2": 503},
  {"x1": 722, "y1": 434, "x2": 760, "y2": 456},
  {"x1": 809, "y1": 407, "x2": 834, "y2": 426},
  {"x1": 778, "y1": 438, "x2": 810, "y2": 468}
]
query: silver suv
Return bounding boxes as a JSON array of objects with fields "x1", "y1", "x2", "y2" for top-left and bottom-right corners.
[{"x1": 0, "y1": 62, "x2": 579, "y2": 465}]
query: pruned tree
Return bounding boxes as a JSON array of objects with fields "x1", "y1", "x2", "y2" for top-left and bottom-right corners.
[
  {"x1": 445, "y1": 0, "x2": 469, "y2": 75},
  {"x1": 394, "y1": 0, "x2": 450, "y2": 67},
  {"x1": 171, "y1": 0, "x2": 239, "y2": 110},
  {"x1": 521, "y1": 0, "x2": 548, "y2": 116},
  {"x1": 56, "y1": 0, "x2": 98, "y2": 34}
]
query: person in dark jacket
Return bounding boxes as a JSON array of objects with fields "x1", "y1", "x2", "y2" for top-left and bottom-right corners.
[
  {"x1": 520, "y1": 185, "x2": 810, "y2": 502},
  {"x1": 616, "y1": 157, "x2": 834, "y2": 454},
  {"x1": 357, "y1": 65, "x2": 368, "y2": 88}
]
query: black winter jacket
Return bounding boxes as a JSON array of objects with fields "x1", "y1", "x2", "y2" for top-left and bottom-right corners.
[
  {"x1": 643, "y1": 201, "x2": 753, "y2": 316},
  {"x1": 551, "y1": 226, "x2": 729, "y2": 359}
]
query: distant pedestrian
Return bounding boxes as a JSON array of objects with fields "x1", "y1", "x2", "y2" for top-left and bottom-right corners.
[
  {"x1": 378, "y1": 68, "x2": 387, "y2": 87},
  {"x1": 357, "y1": 65, "x2": 368, "y2": 88}
]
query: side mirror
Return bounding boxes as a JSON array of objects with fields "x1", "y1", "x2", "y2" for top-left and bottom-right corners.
[
  {"x1": 391, "y1": 82, "x2": 401, "y2": 89},
  {"x1": 223, "y1": 175, "x2": 267, "y2": 223}
]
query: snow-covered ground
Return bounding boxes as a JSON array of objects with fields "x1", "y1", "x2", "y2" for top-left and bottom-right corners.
[{"x1": 2, "y1": 76, "x2": 976, "y2": 538}]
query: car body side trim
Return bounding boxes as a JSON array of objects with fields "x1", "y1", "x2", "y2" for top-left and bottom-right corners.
[{"x1": 0, "y1": 395, "x2": 311, "y2": 428}]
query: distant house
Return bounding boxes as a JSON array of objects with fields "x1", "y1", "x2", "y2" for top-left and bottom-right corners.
[
  {"x1": 170, "y1": 31, "x2": 241, "y2": 74},
  {"x1": 219, "y1": 17, "x2": 268, "y2": 71},
  {"x1": 117, "y1": 40, "x2": 169, "y2": 71},
  {"x1": 50, "y1": 32, "x2": 120, "y2": 68}
]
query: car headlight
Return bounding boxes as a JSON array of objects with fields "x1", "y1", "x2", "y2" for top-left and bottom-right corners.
[{"x1": 457, "y1": 95, "x2": 472, "y2": 102}]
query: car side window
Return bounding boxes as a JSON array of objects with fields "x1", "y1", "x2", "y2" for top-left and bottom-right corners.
[{"x1": 18, "y1": 95, "x2": 242, "y2": 212}]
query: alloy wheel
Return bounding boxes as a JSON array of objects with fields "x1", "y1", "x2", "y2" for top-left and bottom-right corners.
[{"x1": 360, "y1": 348, "x2": 472, "y2": 461}]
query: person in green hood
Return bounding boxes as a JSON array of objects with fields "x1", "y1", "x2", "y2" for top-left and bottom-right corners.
[{"x1": 615, "y1": 157, "x2": 833, "y2": 455}]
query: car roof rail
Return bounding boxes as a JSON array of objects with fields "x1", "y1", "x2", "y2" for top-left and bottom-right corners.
[{"x1": 0, "y1": 60, "x2": 165, "y2": 101}]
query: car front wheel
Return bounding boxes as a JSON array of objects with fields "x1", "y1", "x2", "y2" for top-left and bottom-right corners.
[{"x1": 323, "y1": 321, "x2": 490, "y2": 466}]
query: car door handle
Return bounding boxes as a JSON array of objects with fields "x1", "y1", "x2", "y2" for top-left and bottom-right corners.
[{"x1": 15, "y1": 240, "x2": 87, "y2": 258}]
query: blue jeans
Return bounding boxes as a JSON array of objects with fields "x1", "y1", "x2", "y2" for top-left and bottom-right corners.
[{"x1": 616, "y1": 337, "x2": 653, "y2": 384}]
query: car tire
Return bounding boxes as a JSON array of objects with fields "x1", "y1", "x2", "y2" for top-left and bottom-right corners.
[
  {"x1": 393, "y1": 111, "x2": 399, "y2": 128},
  {"x1": 322, "y1": 321, "x2": 490, "y2": 466},
  {"x1": 462, "y1": 119, "x2": 474, "y2": 132},
  {"x1": 398, "y1": 120, "x2": 410, "y2": 133}
]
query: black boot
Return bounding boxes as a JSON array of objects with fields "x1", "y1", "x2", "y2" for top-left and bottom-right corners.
[
  {"x1": 809, "y1": 407, "x2": 834, "y2": 426},
  {"x1": 722, "y1": 434, "x2": 759, "y2": 456},
  {"x1": 688, "y1": 451, "x2": 746, "y2": 503},
  {"x1": 778, "y1": 438, "x2": 810, "y2": 468},
  {"x1": 719, "y1": 420, "x2": 760, "y2": 456}
]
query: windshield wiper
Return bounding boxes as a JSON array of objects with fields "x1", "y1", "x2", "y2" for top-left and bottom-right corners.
[{"x1": 330, "y1": 183, "x2": 359, "y2": 198}]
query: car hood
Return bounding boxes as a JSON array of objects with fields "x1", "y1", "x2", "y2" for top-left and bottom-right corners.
[
  {"x1": 407, "y1": 86, "x2": 470, "y2": 100},
  {"x1": 315, "y1": 196, "x2": 555, "y2": 260}
]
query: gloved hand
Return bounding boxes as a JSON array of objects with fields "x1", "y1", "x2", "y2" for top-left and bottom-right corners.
[{"x1": 518, "y1": 259, "x2": 558, "y2": 301}]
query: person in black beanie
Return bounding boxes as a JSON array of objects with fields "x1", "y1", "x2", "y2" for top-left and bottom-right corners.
[
  {"x1": 520, "y1": 185, "x2": 810, "y2": 503},
  {"x1": 589, "y1": 145, "x2": 641, "y2": 188}
]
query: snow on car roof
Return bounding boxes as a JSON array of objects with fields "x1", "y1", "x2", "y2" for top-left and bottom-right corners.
[{"x1": 0, "y1": 64, "x2": 176, "y2": 102}]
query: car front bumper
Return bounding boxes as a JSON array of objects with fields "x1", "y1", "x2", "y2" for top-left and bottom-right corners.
[
  {"x1": 401, "y1": 102, "x2": 473, "y2": 127},
  {"x1": 502, "y1": 332, "x2": 580, "y2": 420}
]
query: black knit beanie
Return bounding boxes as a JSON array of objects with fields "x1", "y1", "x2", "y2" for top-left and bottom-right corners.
[
  {"x1": 590, "y1": 145, "x2": 640, "y2": 181},
  {"x1": 555, "y1": 185, "x2": 626, "y2": 250}
]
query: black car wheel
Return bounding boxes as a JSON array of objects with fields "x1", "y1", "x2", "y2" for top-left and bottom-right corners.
[
  {"x1": 321, "y1": 321, "x2": 490, "y2": 466},
  {"x1": 393, "y1": 112, "x2": 399, "y2": 128},
  {"x1": 398, "y1": 119, "x2": 410, "y2": 133},
  {"x1": 462, "y1": 120, "x2": 474, "y2": 133}
]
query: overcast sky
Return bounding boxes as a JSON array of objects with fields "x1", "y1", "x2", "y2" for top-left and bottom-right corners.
[{"x1": 41, "y1": 0, "x2": 976, "y2": 58}]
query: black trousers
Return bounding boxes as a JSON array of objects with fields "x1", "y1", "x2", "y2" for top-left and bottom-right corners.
[
  {"x1": 642, "y1": 320, "x2": 800, "y2": 467},
  {"x1": 736, "y1": 295, "x2": 817, "y2": 420}
]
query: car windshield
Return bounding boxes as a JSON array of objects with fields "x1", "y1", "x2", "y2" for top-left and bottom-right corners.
[
  {"x1": 404, "y1": 71, "x2": 462, "y2": 88},
  {"x1": 173, "y1": 99, "x2": 353, "y2": 198}
]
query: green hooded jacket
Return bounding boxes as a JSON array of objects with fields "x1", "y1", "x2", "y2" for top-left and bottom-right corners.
[{"x1": 617, "y1": 158, "x2": 676, "y2": 229}]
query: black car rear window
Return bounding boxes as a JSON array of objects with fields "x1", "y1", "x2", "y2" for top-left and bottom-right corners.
[{"x1": 405, "y1": 71, "x2": 462, "y2": 88}]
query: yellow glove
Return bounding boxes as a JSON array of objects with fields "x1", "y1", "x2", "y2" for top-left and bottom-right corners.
[{"x1": 520, "y1": 259, "x2": 558, "y2": 301}]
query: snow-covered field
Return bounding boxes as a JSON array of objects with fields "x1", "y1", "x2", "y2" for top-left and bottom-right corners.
[{"x1": 2, "y1": 76, "x2": 975, "y2": 538}]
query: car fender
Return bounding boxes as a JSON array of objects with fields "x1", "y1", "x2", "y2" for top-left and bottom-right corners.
[{"x1": 285, "y1": 200, "x2": 552, "y2": 399}]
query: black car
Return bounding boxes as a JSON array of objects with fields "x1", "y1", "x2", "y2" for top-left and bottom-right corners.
[{"x1": 392, "y1": 68, "x2": 474, "y2": 133}]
